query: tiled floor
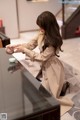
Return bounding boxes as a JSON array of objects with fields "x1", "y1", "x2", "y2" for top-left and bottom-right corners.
[{"x1": 60, "y1": 37, "x2": 80, "y2": 72}]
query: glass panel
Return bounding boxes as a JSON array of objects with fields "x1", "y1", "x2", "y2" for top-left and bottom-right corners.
[
  {"x1": 60, "y1": 0, "x2": 80, "y2": 22},
  {"x1": 64, "y1": 1, "x2": 80, "y2": 21}
]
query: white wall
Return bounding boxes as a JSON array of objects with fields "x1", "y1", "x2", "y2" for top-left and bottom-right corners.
[
  {"x1": 0, "y1": 0, "x2": 19, "y2": 38},
  {"x1": 0, "y1": 0, "x2": 61, "y2": 38},
  {"x1": 17, "y1": 0, "x2": 62, "y2": 32}
]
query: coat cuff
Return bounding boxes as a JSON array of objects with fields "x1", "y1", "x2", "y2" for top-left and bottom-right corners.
[{"x1": 23, "y1": 48, "x2": 35, "y2": 60}]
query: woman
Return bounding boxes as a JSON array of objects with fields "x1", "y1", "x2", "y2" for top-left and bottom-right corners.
[{"x1": 6, "y1": 11, "x2": 73, "y2": 115}]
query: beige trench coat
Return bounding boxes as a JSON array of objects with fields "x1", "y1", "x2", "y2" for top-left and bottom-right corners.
[{"x1": 23, "y1": 31, "x2": 74, "y2": 116}]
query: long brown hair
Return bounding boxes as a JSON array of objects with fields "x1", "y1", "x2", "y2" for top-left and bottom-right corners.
[{"x1": 36, "y1": 11, "x2": 63, "y2": 56}]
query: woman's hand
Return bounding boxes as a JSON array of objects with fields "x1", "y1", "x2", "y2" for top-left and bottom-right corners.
[
  {"x1": 14, "y1": 45, "x2": 25, "y2": 53},
  {"x1": 5, "y1": 44, "x2": 14, "y2": 54},
  {"x1": 5, "y1": 44, "x2": 21, "y2": 54}
]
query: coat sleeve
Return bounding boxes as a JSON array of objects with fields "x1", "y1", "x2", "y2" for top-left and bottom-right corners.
[
  {"x1": 23, "y1": 46, "x2": 55, "y2": 62},
  {"x1": 22, "y1": 34, "x2": 39, "y2": 50}
]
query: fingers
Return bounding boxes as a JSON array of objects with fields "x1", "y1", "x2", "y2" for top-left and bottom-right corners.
[
  {"x1": 5, "y1": 44, "x2": 20, "y2": 54},
  {"x1": 6, "y1": 44, "x2": 11, "y2": 48},
  {"x1": 6, "y1": 44, "x2": 21, "y2": 49},
  {"x1": 5, "y1": 44, "x2": 14, "y2": 54},
  {"x1": 14, "y1": 46, "x2": 25, "y2": 53},
  {"x1": 5, "y1": 47, "x2": 14, "y2": 54},
  {"x1": 5, "y1": 44, "x2": 24, "y2": 54},
  {"x1": 14, "y1": 48, "x2": 18, "y2": 52}
]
